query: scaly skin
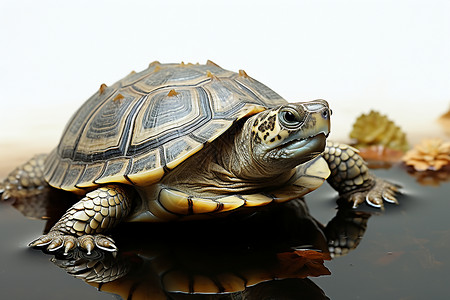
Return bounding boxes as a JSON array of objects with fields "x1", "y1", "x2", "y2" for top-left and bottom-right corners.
[
  {"x1": 323, "y1": 141, "x2": 399, "y2": 209},
  {"x1": 29, "y1": 185, "x2": 132, "y2": 254},
  {"x1": 0, "y1": 154, "x2": 49, "y2": 201}
]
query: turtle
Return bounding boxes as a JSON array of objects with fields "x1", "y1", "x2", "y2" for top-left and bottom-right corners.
[{"x1": 0, "y1": 61, "x2": 399, "y2": 254}]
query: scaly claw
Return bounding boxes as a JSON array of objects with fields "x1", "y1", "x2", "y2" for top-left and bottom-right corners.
[
  {"x1": 78, "y1": 235, "x2": 95, "y2": 255},
  {"x1": 365, "y1": 178, "x2": 400, "y2": 208},
  {"x1": 29, "y1": 231, "x2": 118, "y2": 254},
  {"x1": 95, "y1": 235, "x2": 118, "y2": 252},
  {"x1": 346, "y1": 178, "x2": 400, "y2": 209},
  {"x1": 47, "y1": 235, "x2": 65, "y2": 252},
  {"x1": 63, "y1": 236, "x2": 77, "y2": 255},
  {"x1": 382, "y1": 188, "x2": 399, "y2": 204},
  {"x1": 29, "y1": 231, "x2": 61, "y2": 247},
  {"x1": 348, "y1": 192, "x2": 365, "y2": 209}
]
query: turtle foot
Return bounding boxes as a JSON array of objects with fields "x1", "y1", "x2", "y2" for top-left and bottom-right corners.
[
  {"x1": 347, "y1": 178, "x2": 400, "y2": 210},
  {"x1": 29, "y1": 231, "x2": 117, "y2": 255}
]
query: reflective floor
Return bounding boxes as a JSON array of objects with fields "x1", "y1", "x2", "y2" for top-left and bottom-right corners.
[
  {"x1": 0, "y1": 164, "x2": 449, "y2": 299},
  {"x1": 307, "y1": 166, "x2": 450, "y2": 300}
]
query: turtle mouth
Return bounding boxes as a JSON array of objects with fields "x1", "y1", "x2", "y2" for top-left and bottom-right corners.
[{"x1": 271, "y1": 133, "x2": 328, "y2": 162}]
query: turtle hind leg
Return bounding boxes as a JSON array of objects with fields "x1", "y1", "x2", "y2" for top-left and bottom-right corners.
[
  {"x1": 323, "y1": 141, "x2": 400, "y2": 209},
  {"x1": 1, "y1": 154, "x2": 79, "y2": 222},
  {"x1": 29, "y1": 185, "x2": 133, "y2": 254},
  {"x1": 0, "y1": 154, "x2": 59, "y2": 220},
  {"x1": 1, "y1": 154, "x2": 49, "y2": 202},
  {"x1": 0, "y1": 154, "x2": 55, "y2": 219}
]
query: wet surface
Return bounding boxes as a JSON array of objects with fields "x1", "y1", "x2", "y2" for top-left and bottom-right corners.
[
  {"x1": 307, "y1": 166, "x2": 450, "y2": 299},
  {"x1": 0, "y1": 164, "x2": 449, "y2": 299}
]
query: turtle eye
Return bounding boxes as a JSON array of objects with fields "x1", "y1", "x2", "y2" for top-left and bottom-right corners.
[
  {"x1": 279, "y1": 107, "x2": 303, "y2": 128},
  {"x1": 284, "y1": 111, "x2": 297, "y2": 122}
]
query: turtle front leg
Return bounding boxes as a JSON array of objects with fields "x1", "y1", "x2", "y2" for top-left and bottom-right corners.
[
  {"x1": 29, "y1": 185, "x2": 132, "y2": 254},
  {"x1": 323, "y1": 141, "x2": 399, "y2": 209}
]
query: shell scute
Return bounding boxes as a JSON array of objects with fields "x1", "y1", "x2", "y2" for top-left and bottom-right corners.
[
  {"x1": 75, "y1": 164, "x2": 104, "y2": 188},
  {"x1": 127, "y1": 149, "x2": 164, "y2": 186},
  {"x1": 163, "y1": 137, "x2": 204, "y2": 170},
  {"x1": 95, "y1": 158, "x2": 129, "y2": 184},
  {"x1": 60, "y1": 163, "x2": 85, "y2": 190}
]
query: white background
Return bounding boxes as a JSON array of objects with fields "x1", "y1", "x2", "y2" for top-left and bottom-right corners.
[{"x1": 1, "y1": 0, "x2": 449, "y2": 176}]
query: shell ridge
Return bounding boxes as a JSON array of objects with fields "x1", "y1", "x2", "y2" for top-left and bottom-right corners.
[{"x1": 127, "y1": 77, "x2": 211, "y2": 95}]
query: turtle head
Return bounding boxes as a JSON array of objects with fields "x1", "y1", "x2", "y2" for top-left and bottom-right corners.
[{"x1": 248, "y1": 99, "x2": 331, "y2": 174}]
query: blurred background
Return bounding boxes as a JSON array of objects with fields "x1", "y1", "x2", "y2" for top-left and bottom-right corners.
[{"x1": 1, "y1": 0, "x2": 449, "y2": 177}]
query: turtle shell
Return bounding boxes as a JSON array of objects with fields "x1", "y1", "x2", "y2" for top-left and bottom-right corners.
[{"x1": 44, "y1": 61, "x2": 288, "y2": 192}]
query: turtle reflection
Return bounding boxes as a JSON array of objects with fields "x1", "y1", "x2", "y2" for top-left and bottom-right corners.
[{"x1": 16, "y1": 194, "x2": 370, "y2": 299}]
